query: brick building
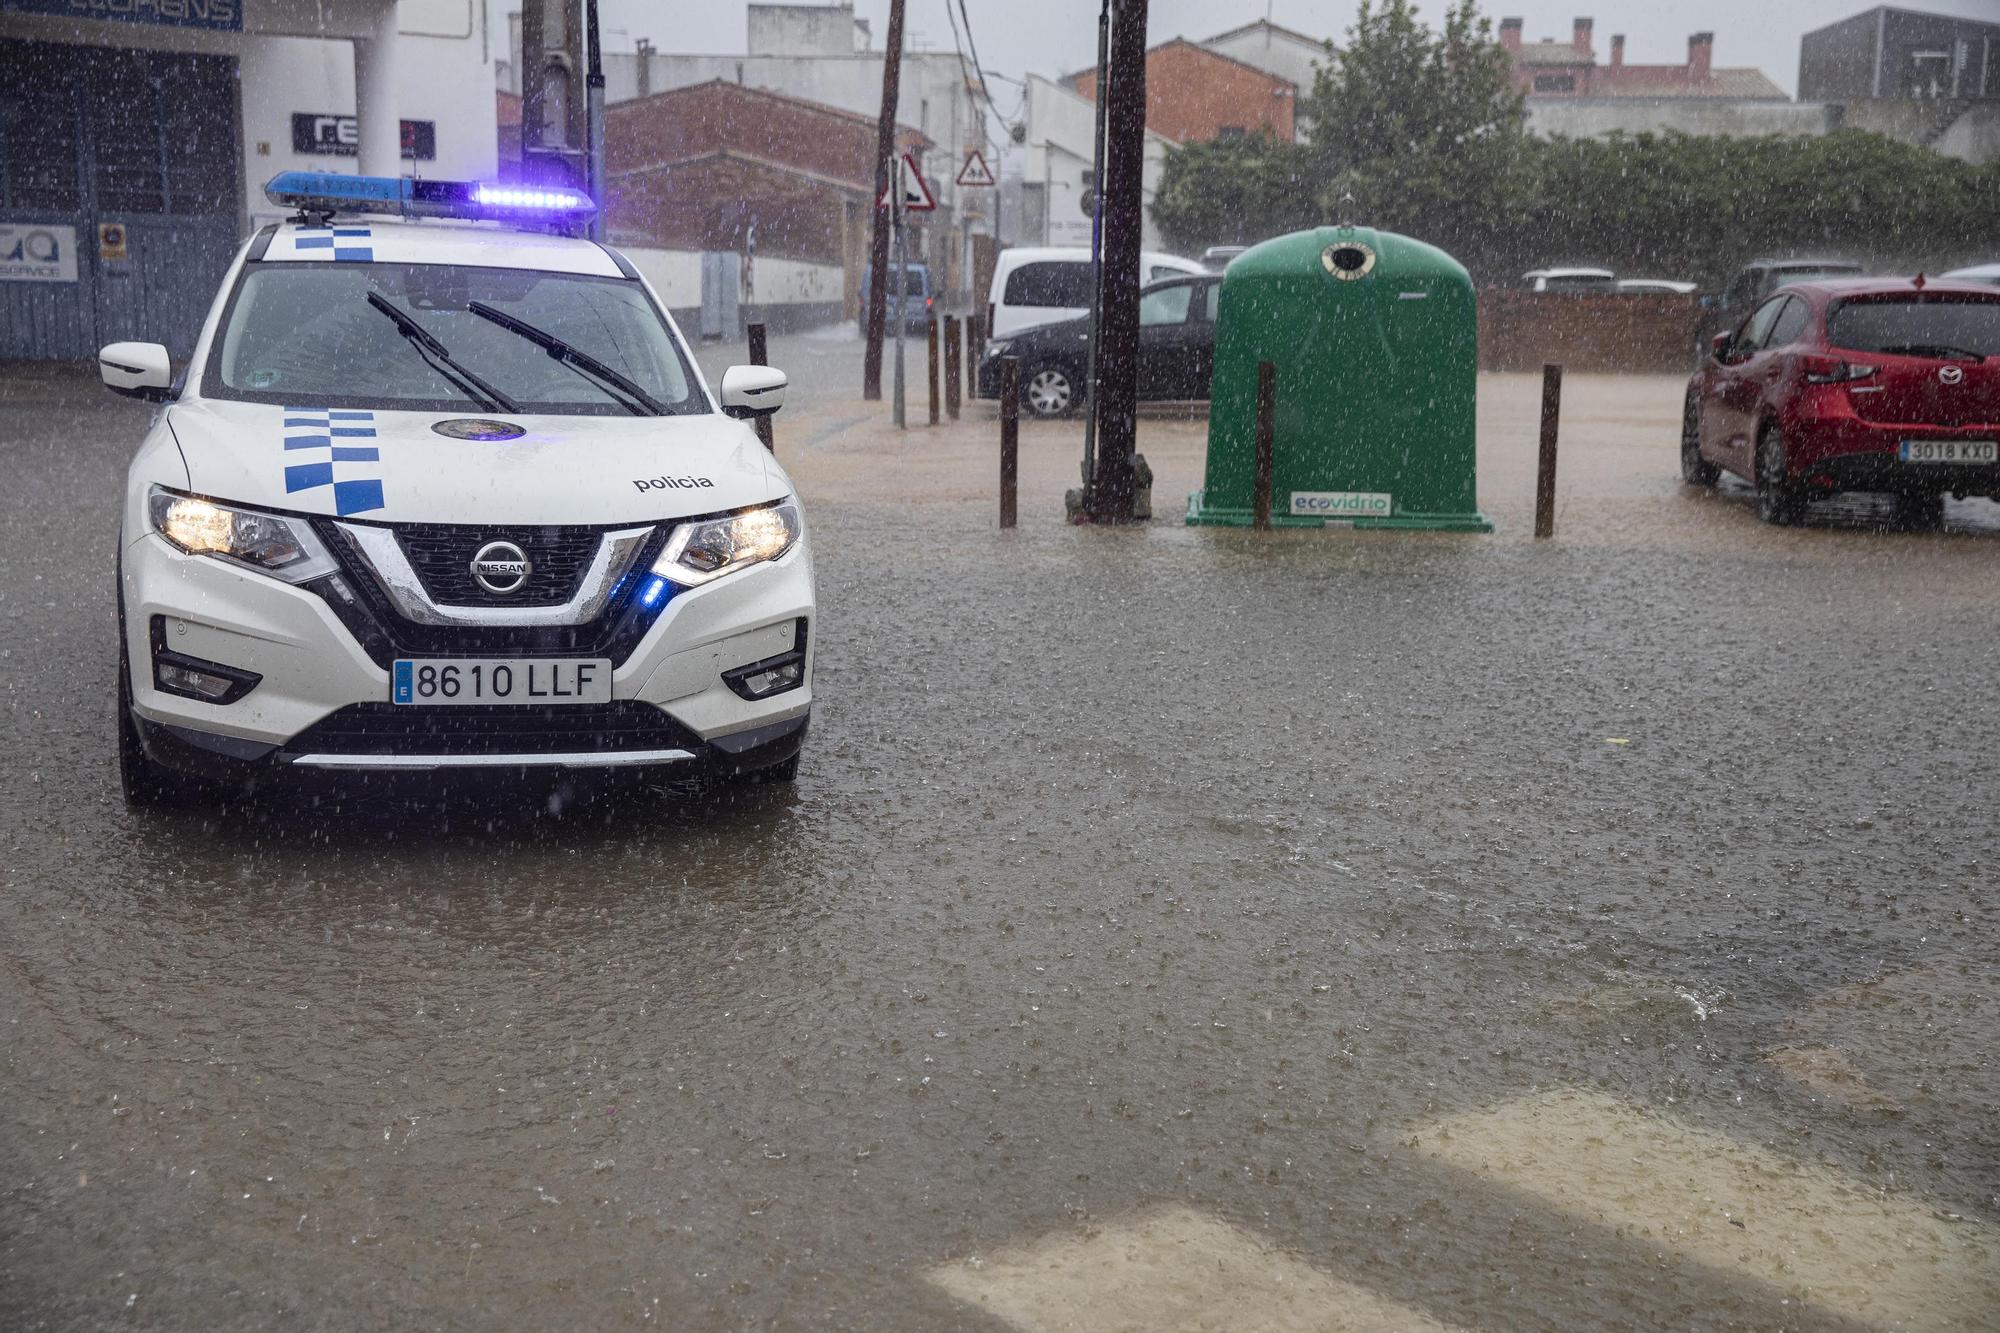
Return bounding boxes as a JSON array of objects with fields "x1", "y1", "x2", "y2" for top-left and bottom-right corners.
[
  {"x1": 1500, "y1": 17, "x2": 1786, "y2": 102},
  {"x1": 1071, "y1": 38, "x2": 1297, "y2": 143}
]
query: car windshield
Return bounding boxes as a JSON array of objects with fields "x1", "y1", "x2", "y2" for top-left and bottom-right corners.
[
  {"x1": 1828, "y1": 296, "x2": 2000, "y2": 359},
  {"x1": 208, "y1": 262, "x2": 704, "y2": 415}
]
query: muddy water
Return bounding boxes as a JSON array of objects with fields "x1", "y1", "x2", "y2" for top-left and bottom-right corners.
[{"x1": 2, "y1": 385, "x2": 1997, "y2": 1330}]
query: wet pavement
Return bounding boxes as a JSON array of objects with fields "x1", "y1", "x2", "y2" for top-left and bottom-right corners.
[{"x1": 2, "y1": 349, "x2": 1997, "y2": 1330}]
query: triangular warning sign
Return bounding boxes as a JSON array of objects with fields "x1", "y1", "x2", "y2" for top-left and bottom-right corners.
[
  {"x1": 955, "y1": 150, "x2": 996, "y2": 187},
  {"x1": 877, "y1": 152, "x2": 937, "y2": 212}
]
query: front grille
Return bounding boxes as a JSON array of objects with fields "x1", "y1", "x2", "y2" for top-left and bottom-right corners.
[
  {"x1": 396, "y1": 523, "x2": 606, "y2": 607},
  {"x1": 283, "y1": 701, "x2": 697, "y2": 757}
]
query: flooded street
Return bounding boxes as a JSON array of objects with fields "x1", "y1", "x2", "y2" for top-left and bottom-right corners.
[{"x1": 3, "y1": 349, "x2": 1997, "y2": 1330}]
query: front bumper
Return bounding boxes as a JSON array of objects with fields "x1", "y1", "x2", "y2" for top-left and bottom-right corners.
[{"x1": 121, "y1": 518, "x2": 815, "y2": 782}]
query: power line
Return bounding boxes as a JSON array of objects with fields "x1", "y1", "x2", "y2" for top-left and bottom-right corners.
[
  {"x1": 953, "y1": 0, "x2": 1006, "y2": 126},
  {"x1": 941, "y1": 0, "x2": 1004, "y2": 155}
]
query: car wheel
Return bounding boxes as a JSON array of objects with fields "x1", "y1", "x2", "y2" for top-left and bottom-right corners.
[
  {"x1": 116, "y1": 602, "x2": 174, "y2": 808},
  {"x1": 747, "y1": 751, "x2": 801, "y2": 785},
  {"x1": 1754, "y1": 426, "x2": 1803, "y2": 526},
  {"x1": 1680, "y1": 395, "x2": 1719, "y2": 487},
  {"x1": 1023, "y1": 366, "x2": 1077, "y2": 419},
  {"x1": 1894, "y1": 490, "x2": 1945, "y2": 530}
]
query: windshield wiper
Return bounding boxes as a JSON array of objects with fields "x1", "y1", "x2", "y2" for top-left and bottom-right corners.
[
  {"x1": 365, "y1": 293, "x2": 520, "y2": 413},
  {"x1": 1874, "y1": 342, "x2": 1986, "y2": 361},
  {"x1": 466, "y1": 300, "x2": 667, "y2": 416}
]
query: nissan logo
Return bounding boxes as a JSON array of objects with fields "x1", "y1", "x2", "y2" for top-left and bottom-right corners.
[
  {"x1": 470, "y1": 540, "x2": 532, "y2": 595},
  {"x1": 1939, "y1": 365, "x2": 1965, "y2": 386}
]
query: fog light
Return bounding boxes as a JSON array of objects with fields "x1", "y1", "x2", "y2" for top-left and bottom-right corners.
[
  {"x1": 148, "y1": 617, "x2": 262, "y2": 704},
  {"x1": 721, "y1": 626, "x2": 807, "y2": 702}
]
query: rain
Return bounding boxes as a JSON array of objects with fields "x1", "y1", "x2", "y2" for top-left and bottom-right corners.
[{"x1": 2, "y1": 0, "x2": 1998, "y2": 1329}]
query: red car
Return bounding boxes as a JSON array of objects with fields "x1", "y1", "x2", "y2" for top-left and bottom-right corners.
[{"x1": 1682, "y1": 277, "x2": 2000, "y2": 524}]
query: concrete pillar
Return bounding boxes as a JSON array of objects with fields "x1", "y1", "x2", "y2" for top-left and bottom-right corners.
[{"x1": 353, "y1": 2, "x2": 402, "y2": 177}]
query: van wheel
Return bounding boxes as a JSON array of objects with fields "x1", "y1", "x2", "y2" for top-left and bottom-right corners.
[
  {"x1": 1681, "y1": 395, "x2": 1718, "y2": 486},
  {"x1": 1754, "y1": 426, "x2": 1803, "y2": 526},
  {"x1": 1023, "y1": 366, "x2": 1078, "y2": 419},
  {"x1": 748, "y1": 751, "x2": 801, "y2": 785}
]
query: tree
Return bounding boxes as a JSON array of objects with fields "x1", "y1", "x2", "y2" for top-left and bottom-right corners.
[
  {"x1": 1298, "y1": 0, "x2": 1526, "y2": 257},
  {"x1": 1151, "y1": 133, "x2": 1317, "y2": 254}
]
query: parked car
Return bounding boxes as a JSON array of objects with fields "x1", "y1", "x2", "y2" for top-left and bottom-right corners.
[
  {"x1": 1700, "y1": 257, "x2": 1864, "y2": 349},
  {"x1": 1682, "y1": 276, "x2": 2000, "y2": 525},
  {"x1": 985, "y1": 246, "x2": 1206, "y2": 340},
  {"x1": 1522, "y1": 267, "x2": 1616, "y2": 292},
  {"x1": 1201, "y1": 245, "x2": 1249, "y2": 272},
  {"x1": 858, "y1": 261, "x2": 933, "y2": 335},
  {"x1": 977, "y1": 273, "x2": 1222, "y2": 417},
  {"x1": 1617, "y1": 278, "x2": 1699, "y2": 295},
  {"x1": 1942, "y1": 263, "x2": 2000, "y2": 288}
]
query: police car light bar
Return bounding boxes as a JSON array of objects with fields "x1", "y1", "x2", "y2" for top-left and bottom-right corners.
[{"x1": 262, "y1": 172, "x2": 596, "y2": 223}]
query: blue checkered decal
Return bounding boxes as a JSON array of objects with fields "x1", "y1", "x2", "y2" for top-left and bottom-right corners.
[
  {"x1": 283, "y1": 407, "x2": 385, "y2": 515},
  {"x1": 293, "y1": 224, "x2": 373, "y2": 262}
]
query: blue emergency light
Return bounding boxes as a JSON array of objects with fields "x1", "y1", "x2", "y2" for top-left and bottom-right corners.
[{"x1": 262, "y1": 172, "x2": 596, "y2": 224}]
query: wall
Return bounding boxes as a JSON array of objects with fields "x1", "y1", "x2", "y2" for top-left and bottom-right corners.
[
  {"x1": 1798, "y1": 9, "x2": 1882, "y2": 102},
  {"x1": 621, "y1": 245, "x2": 844, "y2": 334},
  {"x1": 1526, "y1": 98, "x2": 1835, "y2": 140},
  {"x1": 747, "y1": 2, "x2": 864, "y2": 57},
  {"x1": 237, "y1": 21, "x2": 497, "y2": 232},
  {"x1": 1073, "y1": 41, "x2": 1295, "y2": 143},
  {"x1": 1021, "y1": 75, "x2": 1173, "y2": 252},
  {"x1": 1478, "y1": 291, "x2": 1701, "y2": 374},
  {"x1": 1201, "y1": 25, "x2": 1328, "y2": 97}
]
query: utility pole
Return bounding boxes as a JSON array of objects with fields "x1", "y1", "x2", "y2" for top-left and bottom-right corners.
[
  {"x1": 1088, "y1": 0, "x2": 1147, "y2": 521},
  {"x1": 1079, "y1": 0, "x2": 1111, "y2": 504},
  {"x1": 584, "y1": 0, "x2": 605, "y2": 235},
  {"x1": 863, "y1": 0, "x2": 907, "y2": 402}
]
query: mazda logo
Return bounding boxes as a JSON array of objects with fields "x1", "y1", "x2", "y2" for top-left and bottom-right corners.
[
  {"x1": 1939, "y1": 365, "x2": 1965, "y2": 386},
  {"x1": 469, "y1": 540, "x2": 532, "y2": 595}
]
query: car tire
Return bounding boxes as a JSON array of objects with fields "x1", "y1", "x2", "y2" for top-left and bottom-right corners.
[
  {"x1": 1754, "y1": 426, "x2": 1804, "y2": 526},
  {"x1": 1894, "y1": 490, "x2": 1945, "y2": 530},
  {"x1": 1681, "y1": 395, "x2": 1719, "y2": 487},
  {"x1": 1023, "y1": 365, "x2": 1078, "y2": 419},
  {"x1": 747, "y1": 751, "x2": 801, "y2": 785},
  {"x1": 116, "y1": 604, "x2": 175, "y2": 808}
]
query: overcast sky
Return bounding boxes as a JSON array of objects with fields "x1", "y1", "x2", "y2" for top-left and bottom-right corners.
[{"x1": 549, "y1": 0, "x2": 2000, "y2": 101}]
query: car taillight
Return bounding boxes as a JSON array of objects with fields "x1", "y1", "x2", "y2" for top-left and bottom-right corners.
[
  {"x1": 926, "y1": 296, "x2": 934, "y2": 308},
  {"x1": 1802, "y1": 355, "x2": 1876, "y2": 385}
]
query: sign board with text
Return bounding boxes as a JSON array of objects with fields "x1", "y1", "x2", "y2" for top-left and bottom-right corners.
[
  {"x1": 0, "y1": 224, "x2": 79, "y2": 283},
  {"x1": 0, "y1": 0, "x2": 240, "y2": 31},
  {"x1": 291, "y1": 113, "x2": 437, "y2": 162}
]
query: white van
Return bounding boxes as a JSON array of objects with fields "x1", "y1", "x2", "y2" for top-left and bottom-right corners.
[{"x1": 986, "y1": 247, "x2": 1206, "y2": 339}]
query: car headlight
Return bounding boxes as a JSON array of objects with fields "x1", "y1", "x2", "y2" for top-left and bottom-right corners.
[
  {"x1": 653, "y1": 497, "x2": 801, "y2": 586},
  {"x1": 147, "y1": 487, "x2": 339, "y2": 584}
]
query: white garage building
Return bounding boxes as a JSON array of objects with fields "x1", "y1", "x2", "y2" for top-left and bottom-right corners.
[{"x1": 0, "y1": 0, "x2": 497, "y2": 359}]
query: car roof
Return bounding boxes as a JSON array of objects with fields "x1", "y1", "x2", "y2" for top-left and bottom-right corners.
[
  {"x1": 261, "y1": 216, "x2": 624, "y2": 277},
  {"x1": 1943, "y1": 263, "x2": 2000, "y2": 280},
  {"x1": 999, "y1": 247, "x2": 1200, "y2": 265},
  {"x1": 1750, "y1": 258, "x2": 1861, "y2": 271},
  {"x1": 1772, "y1": 276, "x2": 2000, "y2": 299}
]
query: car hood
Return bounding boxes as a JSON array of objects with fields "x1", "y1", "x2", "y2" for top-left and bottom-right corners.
[{"x1": 164, "y1": 399, "x2": 779, "y2": 525}]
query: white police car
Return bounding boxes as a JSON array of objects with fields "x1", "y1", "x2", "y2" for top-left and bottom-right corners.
[{"x1": 105, "y1": 173, "x2": 813, "y2": 803}]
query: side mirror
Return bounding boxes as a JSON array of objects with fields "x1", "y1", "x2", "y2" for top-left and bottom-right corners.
[
  {"x1": 99, "y1": 342, "x2": 173, "y2": 401},
  {"x1": 720, "y1": 364, "x2": 787, "y2": 420},
  {"x1": 1710, "y1": 331, "x2": 1735, "y2": 361}
]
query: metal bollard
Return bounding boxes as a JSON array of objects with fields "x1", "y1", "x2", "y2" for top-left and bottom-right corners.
[
  {"x1": 1252, "y1": 360, "x2": 1276, "y2": 530},
  {"x1": 999, "y1": 356, "x2": 1019, "y2": 529},
  {"x1": 944, "y1": 315, "x2": 961, "y2": 421},
  {"x1": 1535, "y1": 363, "x2": 1562, "y2": 539},
  {"x1": 747, "y1": 321, "x2": 774, "y2": 452},
  {"x1": 970, "y1": 312, "x2": 985, "y2": 398},
  {"x1": 927, "y1": 315, "x2": 940, "y2": 426}
]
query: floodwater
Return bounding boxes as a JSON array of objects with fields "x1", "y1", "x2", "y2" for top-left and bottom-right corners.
[{"x1": 2, "y1": 360, "x2": 1997, "y2": 1330}]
